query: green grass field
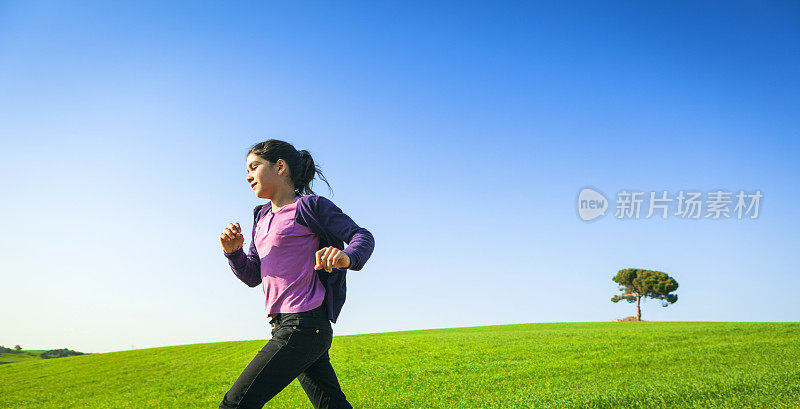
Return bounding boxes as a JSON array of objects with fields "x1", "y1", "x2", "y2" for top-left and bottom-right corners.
[{"x1": 1, "y1": 322, "x2": 798, "y2": 408}]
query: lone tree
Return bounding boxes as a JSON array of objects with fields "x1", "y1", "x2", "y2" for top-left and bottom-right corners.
[{"x1": 611, "y1": 268, "x2": 678, "y2": 321}]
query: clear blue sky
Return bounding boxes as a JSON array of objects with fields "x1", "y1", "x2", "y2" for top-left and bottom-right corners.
[{"x1": 1, "y1": 1, "x2": 798, "y2": 353}]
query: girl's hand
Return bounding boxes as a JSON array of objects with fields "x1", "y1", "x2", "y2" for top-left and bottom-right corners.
[
  {"x1": 220, "y1": 222, "x2": 244, "y2": 254},
  {"x1": 314, "y1": 246, "x2": 350, "y2": 273}
]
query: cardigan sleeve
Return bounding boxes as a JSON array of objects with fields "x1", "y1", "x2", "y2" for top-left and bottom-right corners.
[
  {"x1": 222, "y1": 206, "x2": 263, "y2": 287},
  {"x1": 315, "y1": 196, "x2": 375, "y2": 271}
]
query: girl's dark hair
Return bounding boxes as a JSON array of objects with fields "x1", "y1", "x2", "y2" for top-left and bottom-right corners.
[{"x1": 247, "y1": 139, "x2": 332, "y2": 196}]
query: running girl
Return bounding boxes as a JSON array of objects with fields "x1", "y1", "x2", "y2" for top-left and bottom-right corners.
[{"x1": 218, "y1": 139, "x2": 374, "y2": 409}]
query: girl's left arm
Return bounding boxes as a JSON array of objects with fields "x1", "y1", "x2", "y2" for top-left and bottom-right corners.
[{"x1": 315, "y1": 196, "x2": 375, "y2": 271}]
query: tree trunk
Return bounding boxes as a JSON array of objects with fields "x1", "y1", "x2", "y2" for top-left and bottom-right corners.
[{"x1": 636, "y1": 295, "x2": 642, "y2": 321}]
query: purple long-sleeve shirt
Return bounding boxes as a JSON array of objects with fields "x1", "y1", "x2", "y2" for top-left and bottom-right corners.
[
  {"x1": 253, "y1": 195, "x2": 325, "y2": 315},
  {"x1": 224, "y1": 194, "x2": 375, "y2": 323}
]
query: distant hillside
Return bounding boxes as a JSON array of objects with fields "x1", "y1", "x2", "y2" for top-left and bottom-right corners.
[
  {"x1": 0, "y1": 350, "x2": 46, "y2": 365},
  {"x1": 0, "y1": 348, "x2": 86, "y2": 365},
  {"x1": 2, "y1": 322, "x2": 799, "y2": 408}
]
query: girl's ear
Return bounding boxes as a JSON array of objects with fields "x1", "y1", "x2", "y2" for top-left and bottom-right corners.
[{"x1": 276, "y1": 159, "x2": 288, "y2": 176}]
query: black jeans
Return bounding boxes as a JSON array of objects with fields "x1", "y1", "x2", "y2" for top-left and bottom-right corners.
[{"x1": 219, "y1": 303, "x2": 353, "y2": 409}]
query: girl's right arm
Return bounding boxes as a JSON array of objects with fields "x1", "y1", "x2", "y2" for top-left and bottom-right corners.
[{"x1": 220, "y1": 211, "x2": 263, "y2": 288}]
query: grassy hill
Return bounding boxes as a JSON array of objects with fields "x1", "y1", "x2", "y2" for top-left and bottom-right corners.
[
  {"x1": 1, "y1": 322, "x2": 798, "y2": 408},
  {"x1": 0, "y1": 350, "x2": 46, "y2": 365}
]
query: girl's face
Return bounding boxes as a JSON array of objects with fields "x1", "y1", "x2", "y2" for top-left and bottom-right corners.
[{"x1": 246, "y1": 153, "x2": 291, "y2": 199}]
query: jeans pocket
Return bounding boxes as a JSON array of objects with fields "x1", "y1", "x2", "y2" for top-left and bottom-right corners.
[{"x1": 285, "y1": 316, "x2": 331, "y2": 349}]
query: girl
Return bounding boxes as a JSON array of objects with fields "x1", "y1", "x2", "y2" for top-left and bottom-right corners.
[{"x1": 218, "y1": 139, "x2": 374, "y2": 409}]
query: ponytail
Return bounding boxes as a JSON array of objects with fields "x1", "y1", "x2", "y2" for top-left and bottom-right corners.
[
  {"x1": 247, "y1": 139, "x2": 332, "y2": 196},
  {"x1": 295, "y1": 149, "x2": 327, "y2": 196}
]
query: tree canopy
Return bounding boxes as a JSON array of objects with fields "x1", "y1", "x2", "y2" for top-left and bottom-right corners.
[{"x1": 611, "y1": 268, "x2": 678, "y2": 321}]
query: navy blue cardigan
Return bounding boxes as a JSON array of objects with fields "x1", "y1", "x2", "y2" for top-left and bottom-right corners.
[{"x1": 224, "y1": 195, "x2": 375, "y2": 323}]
